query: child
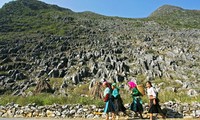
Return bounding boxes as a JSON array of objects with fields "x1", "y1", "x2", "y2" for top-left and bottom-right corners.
[{"x1": 146, "y1": 81, "x2": 166, "y2": 120}]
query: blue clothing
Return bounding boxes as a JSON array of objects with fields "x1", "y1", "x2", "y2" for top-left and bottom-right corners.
[
  {"x1": 111, "y1": 88, "x2": 126, "y2": 114},
  {"x1": 103, "y1": 87, "x2": 115, "y2": 113},
  {"x1": 112, "y1": 88, "x2": 119, "y2": 98},
  {"x1": 104, "y1": 87, "x2": 110, "y2": 97}
]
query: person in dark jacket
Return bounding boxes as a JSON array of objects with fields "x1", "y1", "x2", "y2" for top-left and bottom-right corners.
[{"x1": 111, "y1": 83, "x2": 126, "y2": 117}]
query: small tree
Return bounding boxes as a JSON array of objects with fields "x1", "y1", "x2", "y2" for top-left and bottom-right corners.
[
  {"x1": 89, "y1": 81, "x2": 103, "y2": 99},
  {"x1": 34, "y1": 78, "x2": 54, "y2": 93}
]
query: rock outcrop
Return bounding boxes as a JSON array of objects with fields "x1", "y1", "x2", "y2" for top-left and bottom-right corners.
[{"x1": 0, "y1": 0, "x2": 199, "y2": 99}]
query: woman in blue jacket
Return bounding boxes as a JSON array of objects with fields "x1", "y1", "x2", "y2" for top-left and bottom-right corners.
[
  {"x1": 111, "y1": 83, "x2": 126, "y2": 116},
  {"x1": 103, "y1": 81, "x2": 115, "y2": 120}
]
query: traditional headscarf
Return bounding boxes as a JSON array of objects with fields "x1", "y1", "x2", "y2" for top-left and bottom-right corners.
[
  {"x1": 111, "y1": 83, "x2": 116, "y2": 87},
  {"x1": 128, "y1": 81, "x2": 137, "y2": 89},
  {"x1": 103, "y1": 81, "x2": 110, "y2": 87}
]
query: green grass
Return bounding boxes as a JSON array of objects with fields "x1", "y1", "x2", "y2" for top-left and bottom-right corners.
[
  {"x1": 0, "y1": 81, "x2": 105, "y2": 107},
  {"x1": 49, "y1": 78, "x2": 63, "y2": 87},
  {"x1": 0, "y1": 80, "x2": 199, "y2": 106},
  {"x1": 158, "y1": 90, "x2": 200, "y2": 103},
  {"x1": 0, "y1": 93, "x2": 104, "y2": 107}
]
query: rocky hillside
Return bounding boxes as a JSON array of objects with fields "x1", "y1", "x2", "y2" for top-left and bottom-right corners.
[
  {"x1": 0, "y1": 0, "x2": 200, "y2": 99},
  {"x1": 149, "y1": 5, "x2": 200, "y2": 29}
]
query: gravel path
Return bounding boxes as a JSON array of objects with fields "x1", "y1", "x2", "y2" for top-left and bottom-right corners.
[{"x1": 0, "y1": 118, "x2": 96, "y2": 120}]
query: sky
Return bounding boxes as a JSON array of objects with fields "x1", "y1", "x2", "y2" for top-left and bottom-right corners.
[{"x1": 0, "y1": 0, "x2": 200, "y2": 18}]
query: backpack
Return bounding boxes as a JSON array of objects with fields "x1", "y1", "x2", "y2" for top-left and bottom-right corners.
[
  {"x1": 153, "y1": 87, "x2": 159, "y2": 98},
  {"x1": 136, "y1": 84, "x2": 145, "y2": 96}
]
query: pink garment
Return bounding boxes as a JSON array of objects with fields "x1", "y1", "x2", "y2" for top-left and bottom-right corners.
[
  {"x1": 103, "y1": 81, "x2": 110, "y2": 87},
  {"x1": 103, "y1": 81, "x2": 107, "y2": 86},
  {"x1": 128, "y1": 81, "x2": 137, "y2": 89}
]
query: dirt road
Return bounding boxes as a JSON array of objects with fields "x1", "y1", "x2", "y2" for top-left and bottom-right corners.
[{"x1": 0, "y1": 117, "x2": 137, "y2": 120}]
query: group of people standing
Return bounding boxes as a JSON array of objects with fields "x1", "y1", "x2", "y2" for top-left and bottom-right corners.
[{"x1": 102, "y1": 81, "x2": 166, "y2": 120}]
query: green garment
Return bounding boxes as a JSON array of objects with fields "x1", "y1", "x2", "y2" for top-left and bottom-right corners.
[
  {"x1": 131, "y1": 87, "x2": 140, "y2": 99},
  {"x1": 130, "y1": 87, "x2": 143, "y2": 112}
]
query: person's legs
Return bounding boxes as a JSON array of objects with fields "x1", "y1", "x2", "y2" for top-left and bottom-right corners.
[
  {"x1": 139, "y1": 111, "x2": 143, "y2": 119},
  {"x1": 160, "y1": 113, "x2": 166, "y2": 119},
  {"x1": 111, "y1": 112, "x2": 115, "y2": 120},
  {"x1": 149, "y1": 113, "x2": 153, "y2": 120},
  {"x1": 115, "y1": 113, "x2": 119, "y2": 120},
  {"x1": 157, "y1": 103, "x2": 166, "y2": 119},
  {"x1": 106, "y1": 113, "x2": 109, "y2": 120},
  {"x1": 153, "y1": 112, "x2": 166, "y2": 119},
  {"x1": 135, "y1": 98, "x2": 143, "y2": 119},
  {"x1": 134, "y1": 112, "x2": 138, "y2": 117}
]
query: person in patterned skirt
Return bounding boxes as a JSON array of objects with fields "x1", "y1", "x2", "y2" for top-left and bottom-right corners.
[{"x1": 128, "y1": 81, "x2": 143, "y2": 119}]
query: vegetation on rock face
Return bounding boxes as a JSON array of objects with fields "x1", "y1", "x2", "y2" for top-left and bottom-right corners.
[
  {"x1": 0, "y1": 0, "x2": 200, "y2": 105},
  {"x1": 149, "y1": 5, "x2": 200, "y2": 29},
  {"x1": 0, "y1": 0, "x2": 73, "y2": 34}
]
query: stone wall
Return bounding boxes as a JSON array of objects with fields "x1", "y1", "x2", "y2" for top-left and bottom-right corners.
[{"x1": 0, "y1": 101, "x2": 199, "y2": 119}]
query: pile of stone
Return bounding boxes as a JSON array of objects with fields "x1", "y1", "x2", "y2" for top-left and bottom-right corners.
[
  {"x1": 0, "y1": 103, "x2": 103, "y2": 119},
  {"x1": 143, "y1": 101, "x2": 200, "y2": 119},
  {"x1": 0, "y1": 101, "x2": 199, "y2": 119}
]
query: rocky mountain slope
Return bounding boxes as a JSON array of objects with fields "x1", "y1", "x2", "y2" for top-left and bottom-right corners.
[
  {"x1": 149, "y1": 5, "x2": 200, "y2": 29},
  {"x1": 0, "y1": 0, "x2": 200, "y2": 99}
]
